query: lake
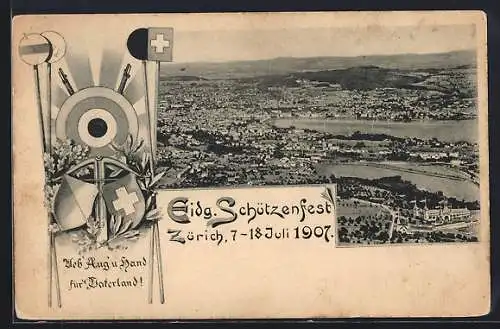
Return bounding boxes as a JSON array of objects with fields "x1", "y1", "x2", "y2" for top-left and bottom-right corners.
[
  {"x1": 318, "y1": 162, "x2": 480, "y2": 201},
  {"x1": 273, "y1": 118, "x2": 478, "y2": 143}
]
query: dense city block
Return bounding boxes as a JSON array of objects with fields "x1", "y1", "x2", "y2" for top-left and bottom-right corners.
[{"x1": 156, "y1": 55, "x2": 480, "y2": 244}]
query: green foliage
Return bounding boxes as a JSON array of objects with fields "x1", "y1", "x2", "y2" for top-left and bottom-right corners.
[
  {"x1": 43, "y1": 139, "x2": 91, "y2": 217},
  {"x1": 44, "y1": 139, "x2": 90, "y2": 180},
  {"x1": 70, "y1": 215, "x2": 101, "y2": 254},
  {"x1": 106, "y1": 214, "x2": 141, "y2": 250},
  {"x1": 110, "y1": 134, "x2": 144, "y2": 170}
]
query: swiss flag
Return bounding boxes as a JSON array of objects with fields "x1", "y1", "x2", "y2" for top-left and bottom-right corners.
[
  {"x1": 127, "y1": 27, "x2": 174, "y2": 62},
  {"x1": 102, "y1": 174, "x2": 146, "y2": 229},
  {"x1": 148, "y1": 28, "x2": 173, "y2": 62}
]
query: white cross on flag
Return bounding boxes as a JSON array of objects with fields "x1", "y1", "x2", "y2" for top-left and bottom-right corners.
[
  {"x1": 102, "y1": 174, "x2": 146, "y2": 229},
  {"x1": 148, "y1": 27, "x2": 173, "y2": 62}
]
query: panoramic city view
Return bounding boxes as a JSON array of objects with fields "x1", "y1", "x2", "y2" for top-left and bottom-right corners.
[{"x1": 156, "y1": 25, "x2": 480, "y2": 245}]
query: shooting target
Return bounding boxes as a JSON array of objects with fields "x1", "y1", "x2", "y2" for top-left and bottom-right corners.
[{"x1": 55, "y1": 87, "x2": 138, "y2": 156}]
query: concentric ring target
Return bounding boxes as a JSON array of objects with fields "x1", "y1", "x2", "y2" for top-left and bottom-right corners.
[{"x1": 56, "y1": 87, "x2": 138, "y2": 156}]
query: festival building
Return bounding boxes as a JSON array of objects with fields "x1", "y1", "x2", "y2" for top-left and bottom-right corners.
[{"x1": 411, "y1": 200, "x2": 471, "y2": 225}]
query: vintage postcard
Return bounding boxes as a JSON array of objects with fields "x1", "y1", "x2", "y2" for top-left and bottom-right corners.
[{"x1": 12, "y1": 11, "x2": 489, "y2": 319}]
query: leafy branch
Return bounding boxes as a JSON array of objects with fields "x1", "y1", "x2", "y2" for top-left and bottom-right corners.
[
  {"x1": 106, "y1": 214, "x2": 141, "y2": 249},
  {"x1": 43, "y1": 140, "x2": 91, "y2": 229},
  {"x1": 110, "y1": 134, "x2": 144, "y2": 171},
  {"x1": 110, "y1": 134, "x2": 166, "y2": 187},
  {"x1": 144, "y1": 207, "x2": 162, "y2": 222},
  {"x1": 44, "y1": 139, "x2": 91, "y2": 182},
  {"x1": 69, "y1": 215, "x2": 102, "y2": 254}
]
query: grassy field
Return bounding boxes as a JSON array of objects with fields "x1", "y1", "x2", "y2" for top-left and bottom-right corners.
[
  {"x1": 336, "y1": 198, "x2": 393, "y2": 245},
  {"x1": 337, "y1": 198, "x2": 390, "y2": 218}
]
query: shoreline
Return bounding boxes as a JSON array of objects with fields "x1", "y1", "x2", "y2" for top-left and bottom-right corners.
[
  {"x1": 330, "y1": 161, "x2": 479, "y2": 185},
  {"x1": 319, "y1": 160, "x2": 480, "y2": 201},
  {"x1": 270, "y1": 117, "x2": 478, "y2": 143},
  {"x1": 272, "y1": 117, "x2": 478, "y2": 125}
]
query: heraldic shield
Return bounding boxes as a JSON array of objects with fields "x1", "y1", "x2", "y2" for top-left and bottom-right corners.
[
  {"x1": 102, "y1": 173, "x2": 146, "y2": 230},
  {"x1": 52, "y1": 158, "x2": 147, "y2": 233},
  {"x1": 53, "y1": 174, "x2": 99, "y2": 231}
]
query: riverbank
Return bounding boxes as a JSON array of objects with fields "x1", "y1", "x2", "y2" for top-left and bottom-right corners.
[
  {"x1": 318, "y1": 161, "x2": 479, "y2": 201},
  {"x1": 272, "y1": 118, "x2": 478, "y2": 143}
]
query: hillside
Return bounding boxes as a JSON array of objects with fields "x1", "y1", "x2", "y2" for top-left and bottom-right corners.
[
  {"x1": 160, "y1": 50, "x2": 476, "y2": 79},
  {"x1": 253, "y1": 66, "x2": 427, "y2": 91}
]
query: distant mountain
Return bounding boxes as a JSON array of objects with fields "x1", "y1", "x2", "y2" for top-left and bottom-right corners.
[
  {"x1": 160, "y1": 50, "x2": 476, "y2": 79},
  {"x1": 290, "y1": 66, "x2": 424, "y2": 90},
  {"x1": 161, "y1": 75, "x2": 208, "y2": 81},
  {"x1": 240, "y1": 64, "x2": 476, "y2": 93}
]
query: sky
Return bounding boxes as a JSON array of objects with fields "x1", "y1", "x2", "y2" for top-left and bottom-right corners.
[{"x1": 172, "y1": 24, "x2": 477, "y2": 63}]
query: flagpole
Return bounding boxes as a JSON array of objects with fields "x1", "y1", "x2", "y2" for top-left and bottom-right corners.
[
  {"x1": 33, "y1": 65, "x2": 47, "y2": 154},
  {"x1": 154, "y1": 197, "x2": 165, "y2": 303},
  {"x1": 152, "y1": 61, "x2": 165, "y2": 304},
  {"x1": 20, "y1": 34, "x2": 61, "y2": 308},
  {"x1": 143, "y1": 60, "x2": 156, "y2": 304},
  {"x1": 52, "y1": 229, "x2": 62, "y2": 307},
  {"x1": 152, "y1": 61, "x2": 159, "y2": 160},
  {"x1": 48, "y1": 215, "x2": 62, "y2": 308},
  {"x1": 148, "y1": 217, "x2": 155, "y2": 304},
  {"x1": 45, "y1": 62, "x2": 56, "y2": 308},
  {"x1": 46, "y1": 63, "x2": 52, "y2": 154},
  {"x1": 35, "y1": 63, "x2": 55, "y2": 308},
  {"x1": 48, "y1": 220, "x2": 53, "y2": 307},
  {"x1": 127, "y1": 28, "x2": 173, "y2": 304},
  {"x1": 143, "y1": 60, "x2": 165, "y2": 304}
]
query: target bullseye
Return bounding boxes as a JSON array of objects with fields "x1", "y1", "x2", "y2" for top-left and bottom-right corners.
[
  {"x1": 56, "y1": 87, "x2": 139, "y2": 156},
  {"x1": 77, "y1": 108, "x2": 118, "y2": 149},
  {"x1": 88, "y1": 118, "x2": 108, "y2": 138}
]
